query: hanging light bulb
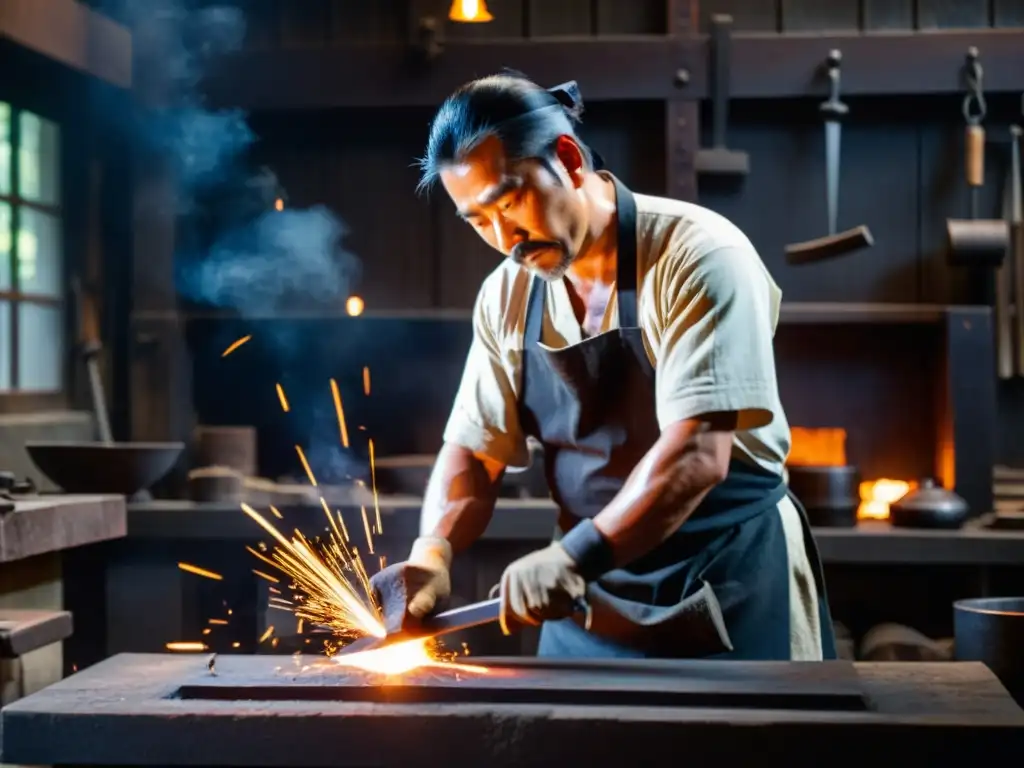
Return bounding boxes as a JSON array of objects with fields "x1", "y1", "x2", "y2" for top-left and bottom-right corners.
[
  {"x1": 345, "y1": 296, "x2": 365, "y2": 317},
  {"x1": 448, "y1": 0, "x2": 493, "y2": 23}
]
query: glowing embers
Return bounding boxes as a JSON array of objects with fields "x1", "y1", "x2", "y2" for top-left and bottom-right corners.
[{"x1": 331, "y1": 637, "x2": 489, "y2": 677}]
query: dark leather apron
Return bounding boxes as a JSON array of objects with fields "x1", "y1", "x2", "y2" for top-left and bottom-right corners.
[{"x1": 518, "y1": 176, "x2": 837, "y2": 660}]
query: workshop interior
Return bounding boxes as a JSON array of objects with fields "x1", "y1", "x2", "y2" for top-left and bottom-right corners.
[{"x1": 3, "y1": 0, "x2": 1024, "y2": 763}]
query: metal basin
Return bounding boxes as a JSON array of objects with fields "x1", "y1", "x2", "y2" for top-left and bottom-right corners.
[
  {"x1": 25, "y1": 441, "x2": 185, "y2": 496},
  {"x1": 954, "y1": 596, "x2": 1024, "y2": 705}
]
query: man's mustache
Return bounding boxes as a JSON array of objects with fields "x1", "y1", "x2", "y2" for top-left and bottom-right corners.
[{"x1": 511, "y1": 241, "x2": 563, "y2": 262}]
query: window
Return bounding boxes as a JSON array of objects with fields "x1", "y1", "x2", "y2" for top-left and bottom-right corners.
[{"x1": 0, "y1": 102, "x2": 64, "y2": 394}]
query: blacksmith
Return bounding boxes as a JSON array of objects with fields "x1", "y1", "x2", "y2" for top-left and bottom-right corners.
[{"x1": 376, "y1": 73, "x2": 836, "y2": 660}]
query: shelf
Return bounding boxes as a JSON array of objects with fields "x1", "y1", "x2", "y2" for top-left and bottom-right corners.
[
  {"x1": 200, "y1": 29, "x2": 1024, "y2": 110},
  {"x1": 778, "y1": 302, "x2": 953, "y2": 325},
  {"x1": 168, "y1": 303, "x2": 986, "y2": 325}
]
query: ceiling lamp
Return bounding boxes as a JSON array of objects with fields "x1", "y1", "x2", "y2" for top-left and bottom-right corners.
[{"x1": 449, "y1": 0, "x2": 493, "y2": 23}]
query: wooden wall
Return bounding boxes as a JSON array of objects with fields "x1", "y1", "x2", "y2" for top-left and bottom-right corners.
[{"x1": 116, "y1": 0, "x2": 1024, "y2": 485}]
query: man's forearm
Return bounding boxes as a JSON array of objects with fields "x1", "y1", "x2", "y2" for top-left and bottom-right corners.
[
  {"x1": 419, "y1": 442, "x2": 505, "y2": 554},
  {"x1": 589, "y1": 415, "x2": 736, "y2": 568}
]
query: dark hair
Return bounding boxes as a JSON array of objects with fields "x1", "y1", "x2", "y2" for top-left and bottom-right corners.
[{"x1": 415, "y1": 71, "x2": 593, "y2": 195}]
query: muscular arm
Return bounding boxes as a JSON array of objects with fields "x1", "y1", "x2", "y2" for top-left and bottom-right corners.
[
  {"x1": 419, "y1": 443, "x2": 506, "y2": 554},
  {"x1": 592, "y1": 413, "x2": 736, "y2": 567}
]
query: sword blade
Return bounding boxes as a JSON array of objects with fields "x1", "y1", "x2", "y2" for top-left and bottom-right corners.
[{"x1": 824, "y1": 120, "x2": 842, "y2": 236}]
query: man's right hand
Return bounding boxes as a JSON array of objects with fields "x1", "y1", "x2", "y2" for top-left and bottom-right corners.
[{"x1": 369, "y1": 536, "x2": 453, "y2": 632}]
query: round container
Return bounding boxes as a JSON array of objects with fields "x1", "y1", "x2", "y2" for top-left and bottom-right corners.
[
  {"x1": 787, "y1": 465, "x2": 860, "y2": 527},
  {"x1": 954, "y1": 597, "x2": 1024, "y2": 706}
]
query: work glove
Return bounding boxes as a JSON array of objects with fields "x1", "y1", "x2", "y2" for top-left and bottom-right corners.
[
  {"x1": 498, "y1": 542, "x2": 587, "y2": 634},
  {"x1": 368, "y1": 536, "x2": 452, "y2": 633}
]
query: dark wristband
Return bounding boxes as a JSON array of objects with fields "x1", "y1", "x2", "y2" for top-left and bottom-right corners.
[{"x1": 559, "y1": 519, "x2": 616, "y2": 582}]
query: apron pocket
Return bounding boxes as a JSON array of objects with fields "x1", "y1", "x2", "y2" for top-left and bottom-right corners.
[{"x1": 584, "y1": 579, "x2": 734, "y2": 657}]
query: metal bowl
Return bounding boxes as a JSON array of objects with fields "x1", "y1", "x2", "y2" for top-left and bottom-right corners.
[
  {"x1": 954, "y1": 597, "x2": 1024, "y2": 705},
  {"x1": 25, "y1": 441, "x2": 185, "y2": 496}
]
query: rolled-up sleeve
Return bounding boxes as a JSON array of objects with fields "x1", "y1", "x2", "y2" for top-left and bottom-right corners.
[
  {"x1": 442, "y1": 284, "x2": 529, "y2": 467},
  {"x1": 655, "y1": 245, "x2": 780, "y2": 431}
]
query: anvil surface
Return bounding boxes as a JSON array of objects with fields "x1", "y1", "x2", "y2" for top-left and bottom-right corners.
[{"x1": 3, "y1": 653, "x2": 1024, "y2": 767}]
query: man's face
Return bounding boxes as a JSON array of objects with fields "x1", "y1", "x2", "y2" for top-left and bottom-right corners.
[{"x1": 439, "y1": 135, "x2": 587, "y2": 282}]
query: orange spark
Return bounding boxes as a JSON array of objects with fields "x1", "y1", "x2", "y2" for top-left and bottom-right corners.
[
  {"x1": 361, "y1": 506, "x2": 375, "y2": 555},
  {"x1": 166, "y1": 642, "x2": 207, "y2": 652},
  {"x1": 295, "y1": 445, "x2": 317, "y2": 486},
  {"x1": 221, "y1": 335, "x2": 251, "y2": 357},
  {"x1": 369, "y1": 439, "x2": 382, "y2": 534},
  {"x1": 202, "y1": 628, "x2": 212, "y2": 635},
  {"x1": 276, "y1": 383, "x2": 290, "y2": 412},
  {"x1": 321, "y1": 496, "x2": 349, "y2": 542},
  {"x1": 178, "y1": 562, "x2": 223, "y2": 581},
  {"x1": 253, "y1": 569, "x2": 279, "y2": 583},
  {"x1": 362, "y1": 367, "x2": 371, "y2": 395},
  {"x1": 270, "y1": 505, "x2": 283, "y2": 519},
  {"x1": 232, "y1": 642, "x2": 241, "y2": 649},
  {"x1": 208, "y1": 619, "x2": 229, "y2": 626},
  {"x1": 332, "y1": 638, "x2": 490, "y2": 676},
  {"x1": 330, "y1": 378, "x2": 350, "y2": 448},
  {"x1": 297, "y1": 619, "x2": 304, "y2": 634},
  {"x1": 259, "y1": 626, "x2": 275, "y2": 643}
]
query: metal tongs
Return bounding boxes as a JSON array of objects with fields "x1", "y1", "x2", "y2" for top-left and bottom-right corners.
[{"x1": 336, "y1": 595, "x2": 591, "y2": 656}]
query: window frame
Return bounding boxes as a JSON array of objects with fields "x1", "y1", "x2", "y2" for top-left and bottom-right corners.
[{"x1": 0, "y1": 101, "x2": 67, "y2": 412}]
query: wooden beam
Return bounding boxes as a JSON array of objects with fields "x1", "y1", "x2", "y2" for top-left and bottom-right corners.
[
  {"x1": 0, "y1": 0, "x2": 132, "y2": 89},
  {"x1": 202, "y1": 38, "x2": 686, "y2": 110},
  {"x1": 666, "y1": 0, "x2": 698, "y2": 202},
  {"x1": 201, "y1": 28, "x2": 1024, "y2": 110}
]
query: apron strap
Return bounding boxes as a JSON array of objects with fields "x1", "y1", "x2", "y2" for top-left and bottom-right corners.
[{"x1": 611, "y1": 176, "x2": 639, "y2": 329}]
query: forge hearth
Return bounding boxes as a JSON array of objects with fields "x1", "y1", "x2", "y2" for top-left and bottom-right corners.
[{"x1": 2, "y1": 654, "x2": 1023, "y2": 767}]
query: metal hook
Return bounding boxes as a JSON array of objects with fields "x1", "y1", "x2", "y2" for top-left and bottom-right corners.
[{"x1": 962, "y1": 47, "x2": 987, "y2": 125}]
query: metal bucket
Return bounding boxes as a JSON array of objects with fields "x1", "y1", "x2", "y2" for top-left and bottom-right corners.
[{"x1": 954, "y1": 597, "x2": 1024, "y2": 706}]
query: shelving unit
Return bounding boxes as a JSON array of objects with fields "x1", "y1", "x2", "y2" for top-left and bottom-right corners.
[{"x1": 201, "y1": 28, "x2": 1024, "y2": 110}]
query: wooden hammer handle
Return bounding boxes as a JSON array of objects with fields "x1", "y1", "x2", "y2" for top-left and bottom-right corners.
[{"x1": 966, "y1": 124, "x2": 985, "y2": 188}]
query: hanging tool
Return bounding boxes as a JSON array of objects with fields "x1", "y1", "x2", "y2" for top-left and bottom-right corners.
[
  {"x1": 336, "y1": 594, "x2": 591, "y2": 656},
  {"x1": 695, "y1": 14, "x2": 749, "y2": 176},
  {"x1": 944, "y1": 49, "x2": 1012, "y2": 378},
  {"x1": 1011, "y1": 124, "x2": 1024, "y2": 376},
  {"x1": 71, "y1": 277, "x2": 113, "y2": 444},
  {"x1": 785, "y1": 49, "x2": 874, "y2": 265},
  {"x1": 946, "y1": 49, "x2": 1009, "y2": 270}
]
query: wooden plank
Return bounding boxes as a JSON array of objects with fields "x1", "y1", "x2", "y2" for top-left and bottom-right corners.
[
  {"x1": 780, "y1": 0, "x2": 859, "y2": 31},
  {"x1": 993, "y1": 0, "x2": 1024, "y2": 27},
  {"x1": 861, "y1": 0, "x2": 914, "y2": 30},
  {"x1": 201, "y1": 30, "x2": 1024, "y2": 109},
  {"x1": 0, "y1": 0, "x2": 132, "y2": 89},
  {"x1": 279, "y1": 0, "x2": 331, "y2": 47},
  {"x1": 917, "y1": 0, "x2": 991, "y2": 29},
  {"x1": 329, "y1": 0, "x2": 405, "y2": 43},
  {"x1": 701, "y1": 0, "x2": 779, "y2": 31},
  {"x1": 595, "y1": 0, "x2": 666, "y2": 33},
  {"x1": 667, "y1": 0, "x2": 697, "y2": 203},
  {"x1": 242, "y1": 0, "x2": 279, "y2": 49},
  {"x1": 527, "y1": 0, "x2": 593, "y2": 36}
]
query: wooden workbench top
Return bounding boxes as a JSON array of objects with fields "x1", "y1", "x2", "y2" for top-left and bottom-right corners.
[
  {"x1": 2, "y1": 653, "x2": 1022, "y2": 766},
  {"x1": 2, "y1": 494, "x2": 126, "y2": 562}
]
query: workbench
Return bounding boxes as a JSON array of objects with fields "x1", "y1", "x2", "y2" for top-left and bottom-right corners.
[{"x1": 2, "y1": 653, "x2": 1022, "y2": 766}]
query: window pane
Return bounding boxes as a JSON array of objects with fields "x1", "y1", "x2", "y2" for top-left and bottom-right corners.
[
  {"x1": 0, "y1": 102, "x2": 9, "y2": 196},
  {"x1": 18, "y1": 207, "x2": 62, "y2": 297},
  {"x1": 18, "y1": 112, "x2": 60, "y2": 206},
  {"x1": 17, "y1": 301, "x2": 63, "y2": 391},
  {"x1": 0, "y1": 300, "x2": 10, "y2": 390},
  {"x1": 0, "y1": 201, "x2": 10, "y2": 291}
]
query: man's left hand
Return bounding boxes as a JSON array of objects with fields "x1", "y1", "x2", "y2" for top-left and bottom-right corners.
[{"x1": 498, "y1": 543, "x2": 586, "y2": 633}]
